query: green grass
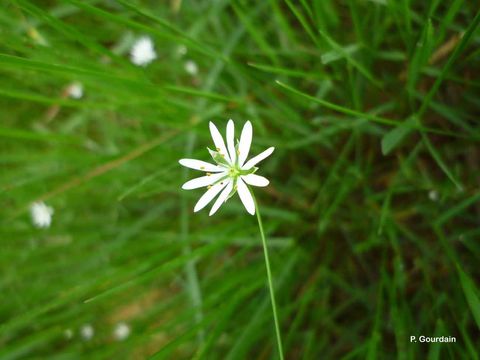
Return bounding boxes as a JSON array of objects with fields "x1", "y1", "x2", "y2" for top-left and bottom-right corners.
[{"x1": 1, "y1": 0, "x2": 480, "y2": 358}]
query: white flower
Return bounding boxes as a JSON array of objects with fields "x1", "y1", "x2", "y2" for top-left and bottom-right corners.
[
  {"x1": 428, "y1": 190, "x2": 439, "y2": 201},
  {"x1": 30, "y1": 201, "x2": 54, "y2": 228},
  {"x1": 184, "y1": 60, "x2": 198, "y2": 76},
  {"x1": 113, "y1": 322, "x2": 131, "y2": 341},
  {"x1": 80, "y1": 324, "x2": 94, "y2": 340},
  {"x1": 179, "y1": 120, "x2": 274, "y2": 216},
  {"x1": 176, "y1": 44, "x2": 187, "y2": 57},
  {"x1": 67, "y1": 82, "x2": 83, "y2": 99},
  {"x1": 130, "y1": 36, "x2": 157, "y2": 66}
]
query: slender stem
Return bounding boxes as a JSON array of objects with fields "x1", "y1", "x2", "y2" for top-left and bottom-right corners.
[{"x1": 253, "y1": 194, "x2": 284, "y2": 360}]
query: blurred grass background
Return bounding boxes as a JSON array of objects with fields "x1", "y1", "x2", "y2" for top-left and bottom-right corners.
[{"x1": 1, "y1": 0, "x2": 480, "y2": 359}]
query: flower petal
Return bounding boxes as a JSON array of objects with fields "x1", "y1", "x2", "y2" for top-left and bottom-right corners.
[
  {"x1": 237, "y1": 178, "x2": 255, "y2": 215},
  {"x1": 209, "y1": 179, "x2": 233, "y2": 216},
  {"x1": 242, "y1": 174, "x2": 269, "y2": 187},
  {"x1": 182, "y1": 172, "x2": 226, "y2": 190},
  {"x1": 179, "y1": 159, "x2": 225, "y2": 172},
  {"x1": 194, "y1": 180, "x2": 228, "y2": 212},
  {"x1": 209, "y1": 122, "x2": 231, "y2": 164},
  {"x1": 237, "y1": 121, "x2": 252, "y2": 167},
  {"x1": 242, "y1": 147, "x2": 275, "y2": 170},
  {"x1": 226, "y1": 119, "x2": 236, "y2": 164}
]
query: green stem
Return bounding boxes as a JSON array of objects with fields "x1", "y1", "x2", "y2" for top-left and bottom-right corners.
[{"x1": 253, "y1": 194, "x2": 284, "y2": 360}]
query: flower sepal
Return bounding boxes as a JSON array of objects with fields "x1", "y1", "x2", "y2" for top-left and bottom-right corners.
[
  {"x1": 239, "y1": 166, "x2": 258, "y2": 176},
  {"x1": 207, "y1": 148, "x2": 230, "y2": 167}
]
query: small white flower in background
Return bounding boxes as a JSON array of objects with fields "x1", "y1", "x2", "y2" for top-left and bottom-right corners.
[
  {"x1": 184, "y1": 60, "x2": 198, "y2": 76},
  {"x1": 80, "y1": 324, "x2": 94, "y2": 341},
  {"x1": 67, "y1": 82, "x2": 83, "y2": 99},
  {"x1": 130, "y1": 36, "x2": 157, "y2": 66},
  {"x1": 176, "y1": 44, "x2": 187, "y2": 57},
  {"x1": 179, "y1": 120, "x2": 274, "y2": 216},
  {"x1": 30, "y1": 202, "x2": 54, "y2": 228},
  {"x1": 113, "y1": 322, "x2": 131, "y2": 341},
  {"x1": 428, "y1": 190, "x2": 439, "y2": 201}
]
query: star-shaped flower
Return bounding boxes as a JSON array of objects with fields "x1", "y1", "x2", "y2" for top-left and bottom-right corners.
[
  {"x1": 130, "y1": 36, "x2": 157, "y2": 66},
  {"x1": 179, "y1": 120, "x2": 274, "y2": 216},
  {"x1": 30, "y1": 201, "x2": 54, "y2": 228}
]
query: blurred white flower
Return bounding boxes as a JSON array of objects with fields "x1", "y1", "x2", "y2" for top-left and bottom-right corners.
[
  {"x1": 80, "y1": 324, "x2": 94, "y2": 340},
  {"x1": 176, "y1": 44, "x2": 187, "y2": 56},
  {"x1": 30, "y1": 202, "x2": 54, "y2": 228},
  {"x1": 113, "y1": 322, "x2": 130, "y2": 341},
  {"x1": 184, "y1": 60, "x2": 198, "y2": 76},
  {"x1": 130, "y1": 36, "x2": 157, "y2": 66},
  {"x1": 67, "y1": 82, "x2": 83, "y2": 99},
  {"x1": 179, "y1": 120, "x2": 274, "y2": 216},
  {"x1": 428, "y1": 190, "x2": 439, "y2": 201}
]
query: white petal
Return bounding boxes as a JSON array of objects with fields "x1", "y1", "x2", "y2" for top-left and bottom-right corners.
[
  {"x1": 242, "y1": 147, "x2": 275, "y2": 170},
  {"x1": 242, "y1": 174, "x2": 269, "y2": 187},
  {"x1": 209, "y1": 179, "x2": 233, "y2": 216},
  {"x1": 226, "y1": 119, "x2": 236, "y2": 164},
  {"x1": 179, "y1": 159, "x2": 225, "y2": 172},
  {"x1": 209, "y1": 122, "x2": 231, "y2": 164},
  {"x1": 182, "y1": 172, "x2": 226, "y2": 190},
  {"x1": 194, "y1": 181, "x2": 228, "y2": 212},
  {"x1": 237, "y1": 178, "x2": 255, "y2": 215},
  {"x1": 237, "y1": 121, "x2": 252, "y2": 167}
]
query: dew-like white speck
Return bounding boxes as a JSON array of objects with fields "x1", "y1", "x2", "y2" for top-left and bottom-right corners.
[
  {"x1": 30, "y1": 202, "x2": 54, "y2": 228},
  {"x1": 184, "y1": 60, "x2": 198, "y2": 76},
  {"x1": 113, "y1": 322, "x2": 131, "y2": 341},
  {"x1": 68, "y1": 82, "x2": 83, "y2": 99},
  {"x1": 177, "y1": 44, "x2": 187, "y2": 56},
  {"x1": 428, "y1": 190, "x2": 439, "y2": 201},
  {"x1": 80, "y1": 324, "x2": 94, "y2": 340},
  {"x1": 130, "y1": 36, "x2": 157, "y2": 66}
]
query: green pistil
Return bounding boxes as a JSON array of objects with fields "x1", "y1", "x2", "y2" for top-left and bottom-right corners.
[
  {"x1": 229, "y1": 167, "x2": 240, "y2": 178},
  {"x1": 228, "y1": 165, "x2": 257, "y2": 180}
]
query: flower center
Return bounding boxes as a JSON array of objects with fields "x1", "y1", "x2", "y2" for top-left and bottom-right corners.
[{"x1": 228, "y1": 166, "x2": 240, "y2": 179}]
